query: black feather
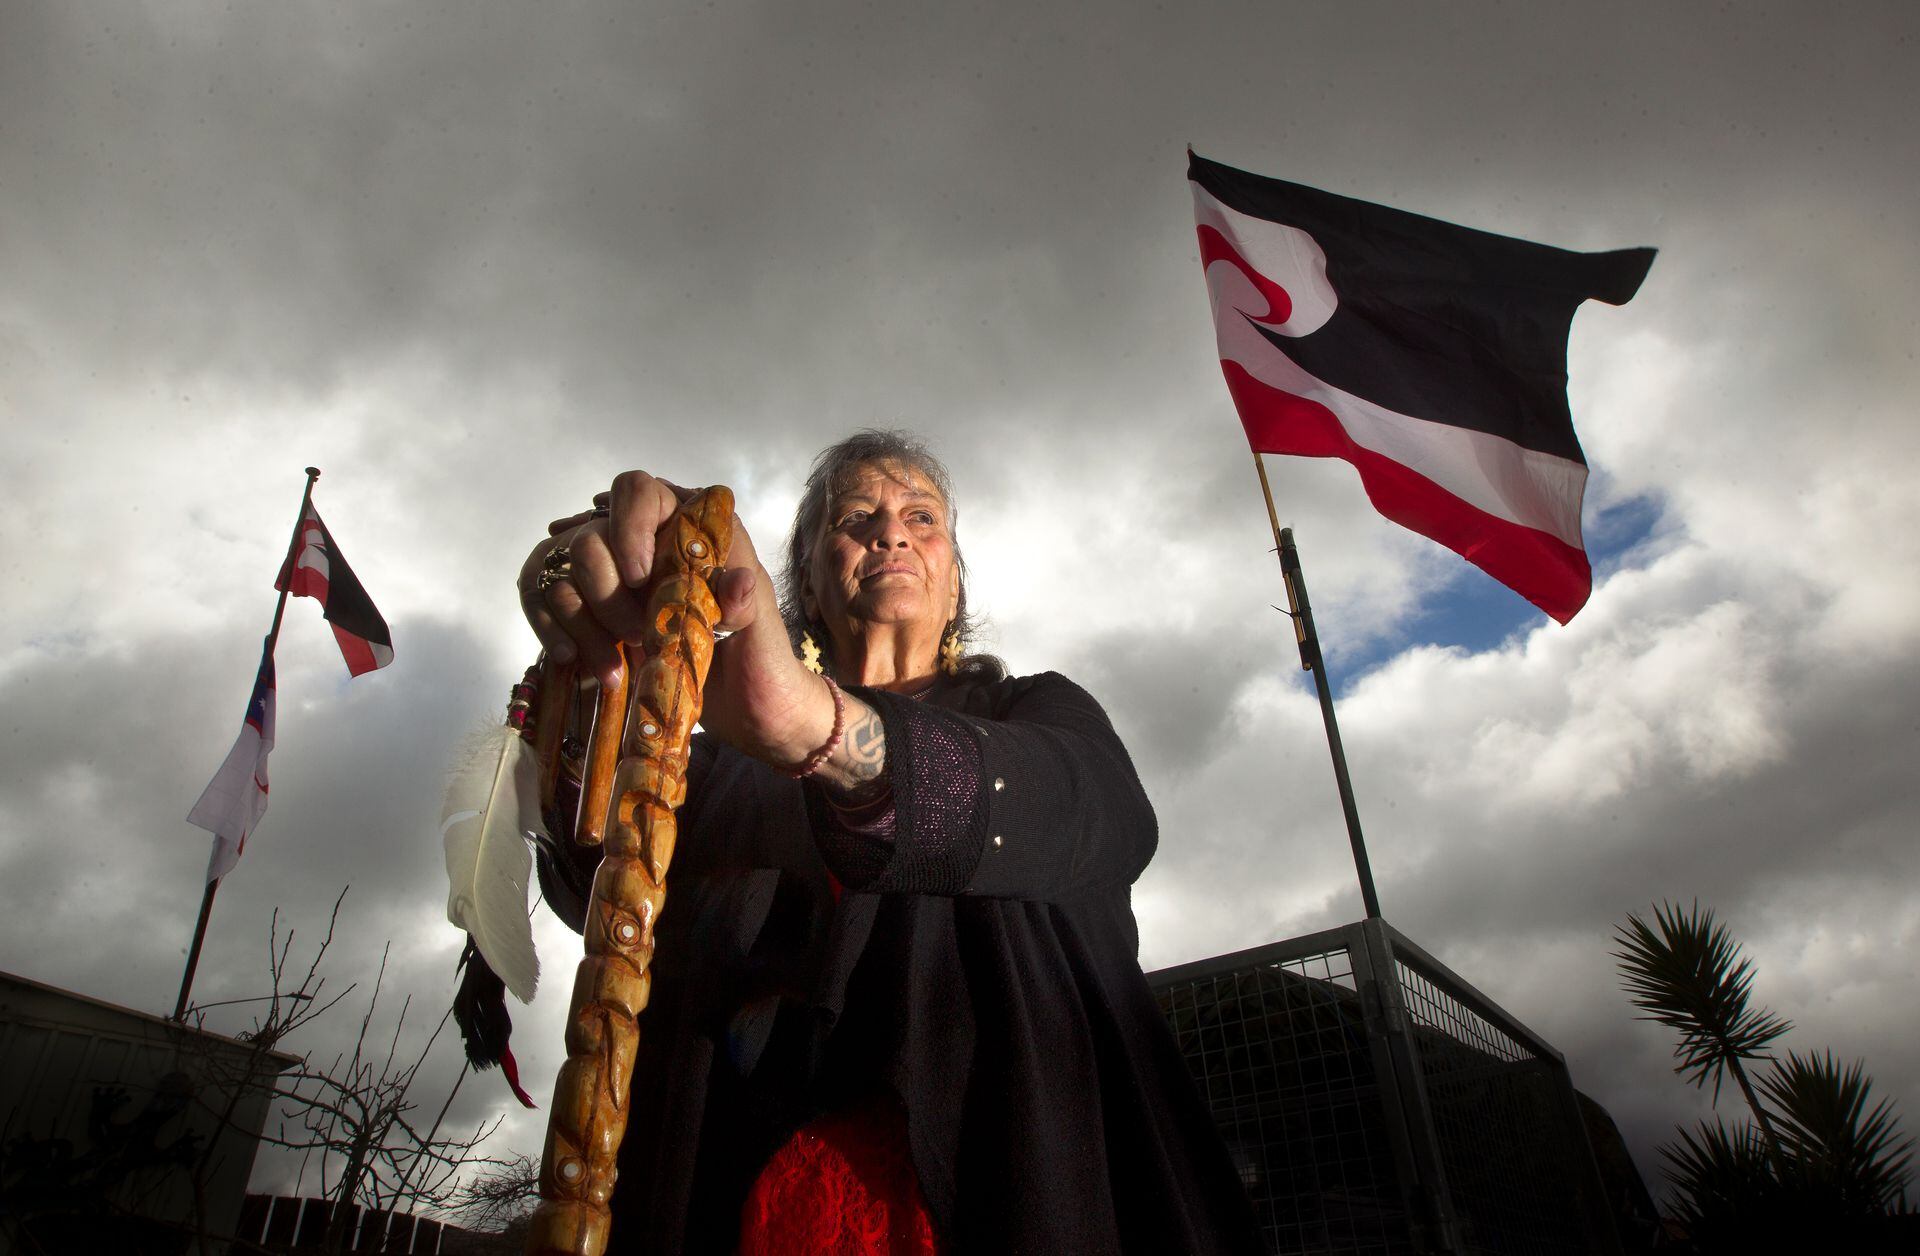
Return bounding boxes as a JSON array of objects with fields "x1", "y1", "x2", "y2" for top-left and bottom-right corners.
[{"x1": 453, "y1": 937, "x2": 511, "y2": 1070}]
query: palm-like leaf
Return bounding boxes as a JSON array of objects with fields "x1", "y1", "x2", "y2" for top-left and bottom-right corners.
[
  {"x1": 1620, "y1": 901, "x2": 1918, "y2": 1235},
  {"x1": 1613, "y1": 900, "x2": 1793, "y2": 1102},
  {"x1": 1661, "y1": 1118, "x2": 1892, "y2": 1250},
  {"x1": 1660, "y1": 1118, "x2": 1774, "y2": 1230},
  {"x1": 1759, "y1": 1049, "x2": 1914, "y2": 1213}
]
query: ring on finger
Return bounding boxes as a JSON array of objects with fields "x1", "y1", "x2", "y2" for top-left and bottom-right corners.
[{"x1": 535, "y1": 545, "x2": 575, "y2": 592}]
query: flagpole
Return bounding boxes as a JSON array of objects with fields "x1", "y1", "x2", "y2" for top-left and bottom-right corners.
[
  {"x1": 173, "y1": 467, "x2": 322, "y2": 1021},
  {"x1": 1253, "y1": 453, "x2": 1383, "y2": 919}
]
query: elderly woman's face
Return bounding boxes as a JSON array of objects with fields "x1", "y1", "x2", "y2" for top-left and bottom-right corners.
[{"x1": 805, "y1": 460, "x2": 960, "y2": 640}]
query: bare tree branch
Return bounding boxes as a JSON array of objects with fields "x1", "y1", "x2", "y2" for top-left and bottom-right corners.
[{"x1": 164, "y1": 887, "x2": 500, "y2": 1254}]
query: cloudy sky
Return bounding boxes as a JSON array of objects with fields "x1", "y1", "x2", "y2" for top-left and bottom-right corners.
[{"x1": 5, "y1": 0, "x2": 1916, "y2": 1217}]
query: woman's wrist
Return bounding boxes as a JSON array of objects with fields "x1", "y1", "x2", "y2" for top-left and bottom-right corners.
[
  {"x1": 774, "y1": 674, "x2": 846, "y2": 779},
  {"x1": 753, "y1": 668, "x2": 889, "y2": 798},
  {"x1": 735, "y1": 628, "x2": 838, "y2": 767}
]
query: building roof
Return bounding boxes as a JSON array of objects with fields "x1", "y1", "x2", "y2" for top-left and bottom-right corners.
[{"x1": 1, "y1": 968, "x2": 301, "y2": 1069}]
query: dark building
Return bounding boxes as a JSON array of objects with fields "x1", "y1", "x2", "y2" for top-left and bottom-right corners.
[
  {"x1": 1149, "y1": 919, "x2": 1652, "y2": 1256},
  {"x1": 0, "y1": 969, "x2": 299, "y2": 1254}
]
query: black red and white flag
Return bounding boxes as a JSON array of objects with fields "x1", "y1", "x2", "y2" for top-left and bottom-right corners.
[
  {"x1": 1190, "y1": 152, "x2": 1655, "y2": 623},
  {"x1": 276, "y1": 502, "x2": 395, "y2": 675},
  {"x1": 187, "y1": 645, "x2": 276, "y2": 884}
]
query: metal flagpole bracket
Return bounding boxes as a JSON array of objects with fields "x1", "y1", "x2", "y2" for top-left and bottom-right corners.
[{"x1": 1277, "y1": 529, "x2": 1313, "y2": 671}]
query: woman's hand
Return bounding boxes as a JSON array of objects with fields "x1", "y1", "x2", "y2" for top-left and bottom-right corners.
[{"x1": 518, "y1": 471, "x2": 837, "y2": 769}]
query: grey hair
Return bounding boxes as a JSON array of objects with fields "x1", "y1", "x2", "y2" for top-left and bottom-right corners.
[{"x1": 778, "y1": 429, "x2": 1004, "y2": 682}]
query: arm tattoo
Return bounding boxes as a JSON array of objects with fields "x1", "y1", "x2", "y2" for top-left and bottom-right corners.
[{"x1": 825, "y1": 701, "x2": 890, "y2": 804}]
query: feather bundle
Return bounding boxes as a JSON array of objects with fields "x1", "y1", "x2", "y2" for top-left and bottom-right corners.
[
  {"x1": 454, "y1": 937, "x2": 512, "y2": 1068},
  {"x1": 454, "y1": 939, "x2": 537, "y2": 1107},
  {"x1": 442, "y1": 724, "x2": 543, "y2": 1002}
]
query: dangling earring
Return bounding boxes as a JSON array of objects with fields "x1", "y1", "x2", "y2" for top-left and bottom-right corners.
[
  {"x1": 799, "y1": 631, "x2": 824, "y2": 675},
  {"x1": 939, "y1": 623, "x2": 963, "y2": 676}
]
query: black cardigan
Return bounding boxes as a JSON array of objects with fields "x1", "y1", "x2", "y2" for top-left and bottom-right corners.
[{"x1": 605, "y1": 671, "x2": 1261, "y2": 1254}]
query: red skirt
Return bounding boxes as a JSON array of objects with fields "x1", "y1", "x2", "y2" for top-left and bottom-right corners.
[{"x1": 738, "y1": 1097, "x2": 939, "y2": 1256}]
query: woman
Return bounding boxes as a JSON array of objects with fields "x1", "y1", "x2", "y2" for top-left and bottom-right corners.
[{"x1": 518, "y1": 431, "x2": 1259, "y2": 1254}]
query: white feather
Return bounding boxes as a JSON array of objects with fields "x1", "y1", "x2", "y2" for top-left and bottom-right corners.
[{"x1": 442, "y1": 724, "x2": 544, "y2": 1003}]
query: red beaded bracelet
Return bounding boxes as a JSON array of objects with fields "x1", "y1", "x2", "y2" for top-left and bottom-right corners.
[{"x1": 779, "y1": 673, "x2": 845, "y2": 779}]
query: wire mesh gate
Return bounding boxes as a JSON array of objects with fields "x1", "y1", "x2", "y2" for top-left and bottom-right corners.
[{"x1": 1149, "y1": 920, "x2": 1621, "y2": 1256}]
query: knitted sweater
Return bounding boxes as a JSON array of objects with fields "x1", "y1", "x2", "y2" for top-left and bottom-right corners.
[{"x1": 605, "y1": 671, "x2": 1261, "y2": 1254}]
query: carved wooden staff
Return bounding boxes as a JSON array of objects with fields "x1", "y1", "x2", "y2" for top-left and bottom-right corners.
[{"x1": 525, "y1": 487, "x2": 734, "y2": 1256}]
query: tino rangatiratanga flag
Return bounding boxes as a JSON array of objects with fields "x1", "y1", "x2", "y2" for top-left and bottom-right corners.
[
  {"x1": 1189, "y1": 151, "x2": 1655, "y2": 623},
  {"x1": 276, "y1": 501, "x2": 395, "y2": 675},
  {"x1": 187, "y1": 646, "x2": 275, "y2": 884}
]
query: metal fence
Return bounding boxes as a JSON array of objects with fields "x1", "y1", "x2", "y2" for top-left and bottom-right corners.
[
  {"x1": 231, "y1": 1194, "x2": 456, "y2": 1253},
  {"x1": 1149, "y1": 919, "x2": 1620, "y2": 1256}
]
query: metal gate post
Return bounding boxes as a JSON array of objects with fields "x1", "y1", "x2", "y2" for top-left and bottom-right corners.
[{"x1": 1358, "y1": 918, "x2": 1466, "y2": 1253}]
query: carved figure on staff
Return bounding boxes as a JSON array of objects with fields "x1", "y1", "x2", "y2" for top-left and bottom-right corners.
[{"x1": 462, "y1": 430, "x2": 1261, "y2": 1253}]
